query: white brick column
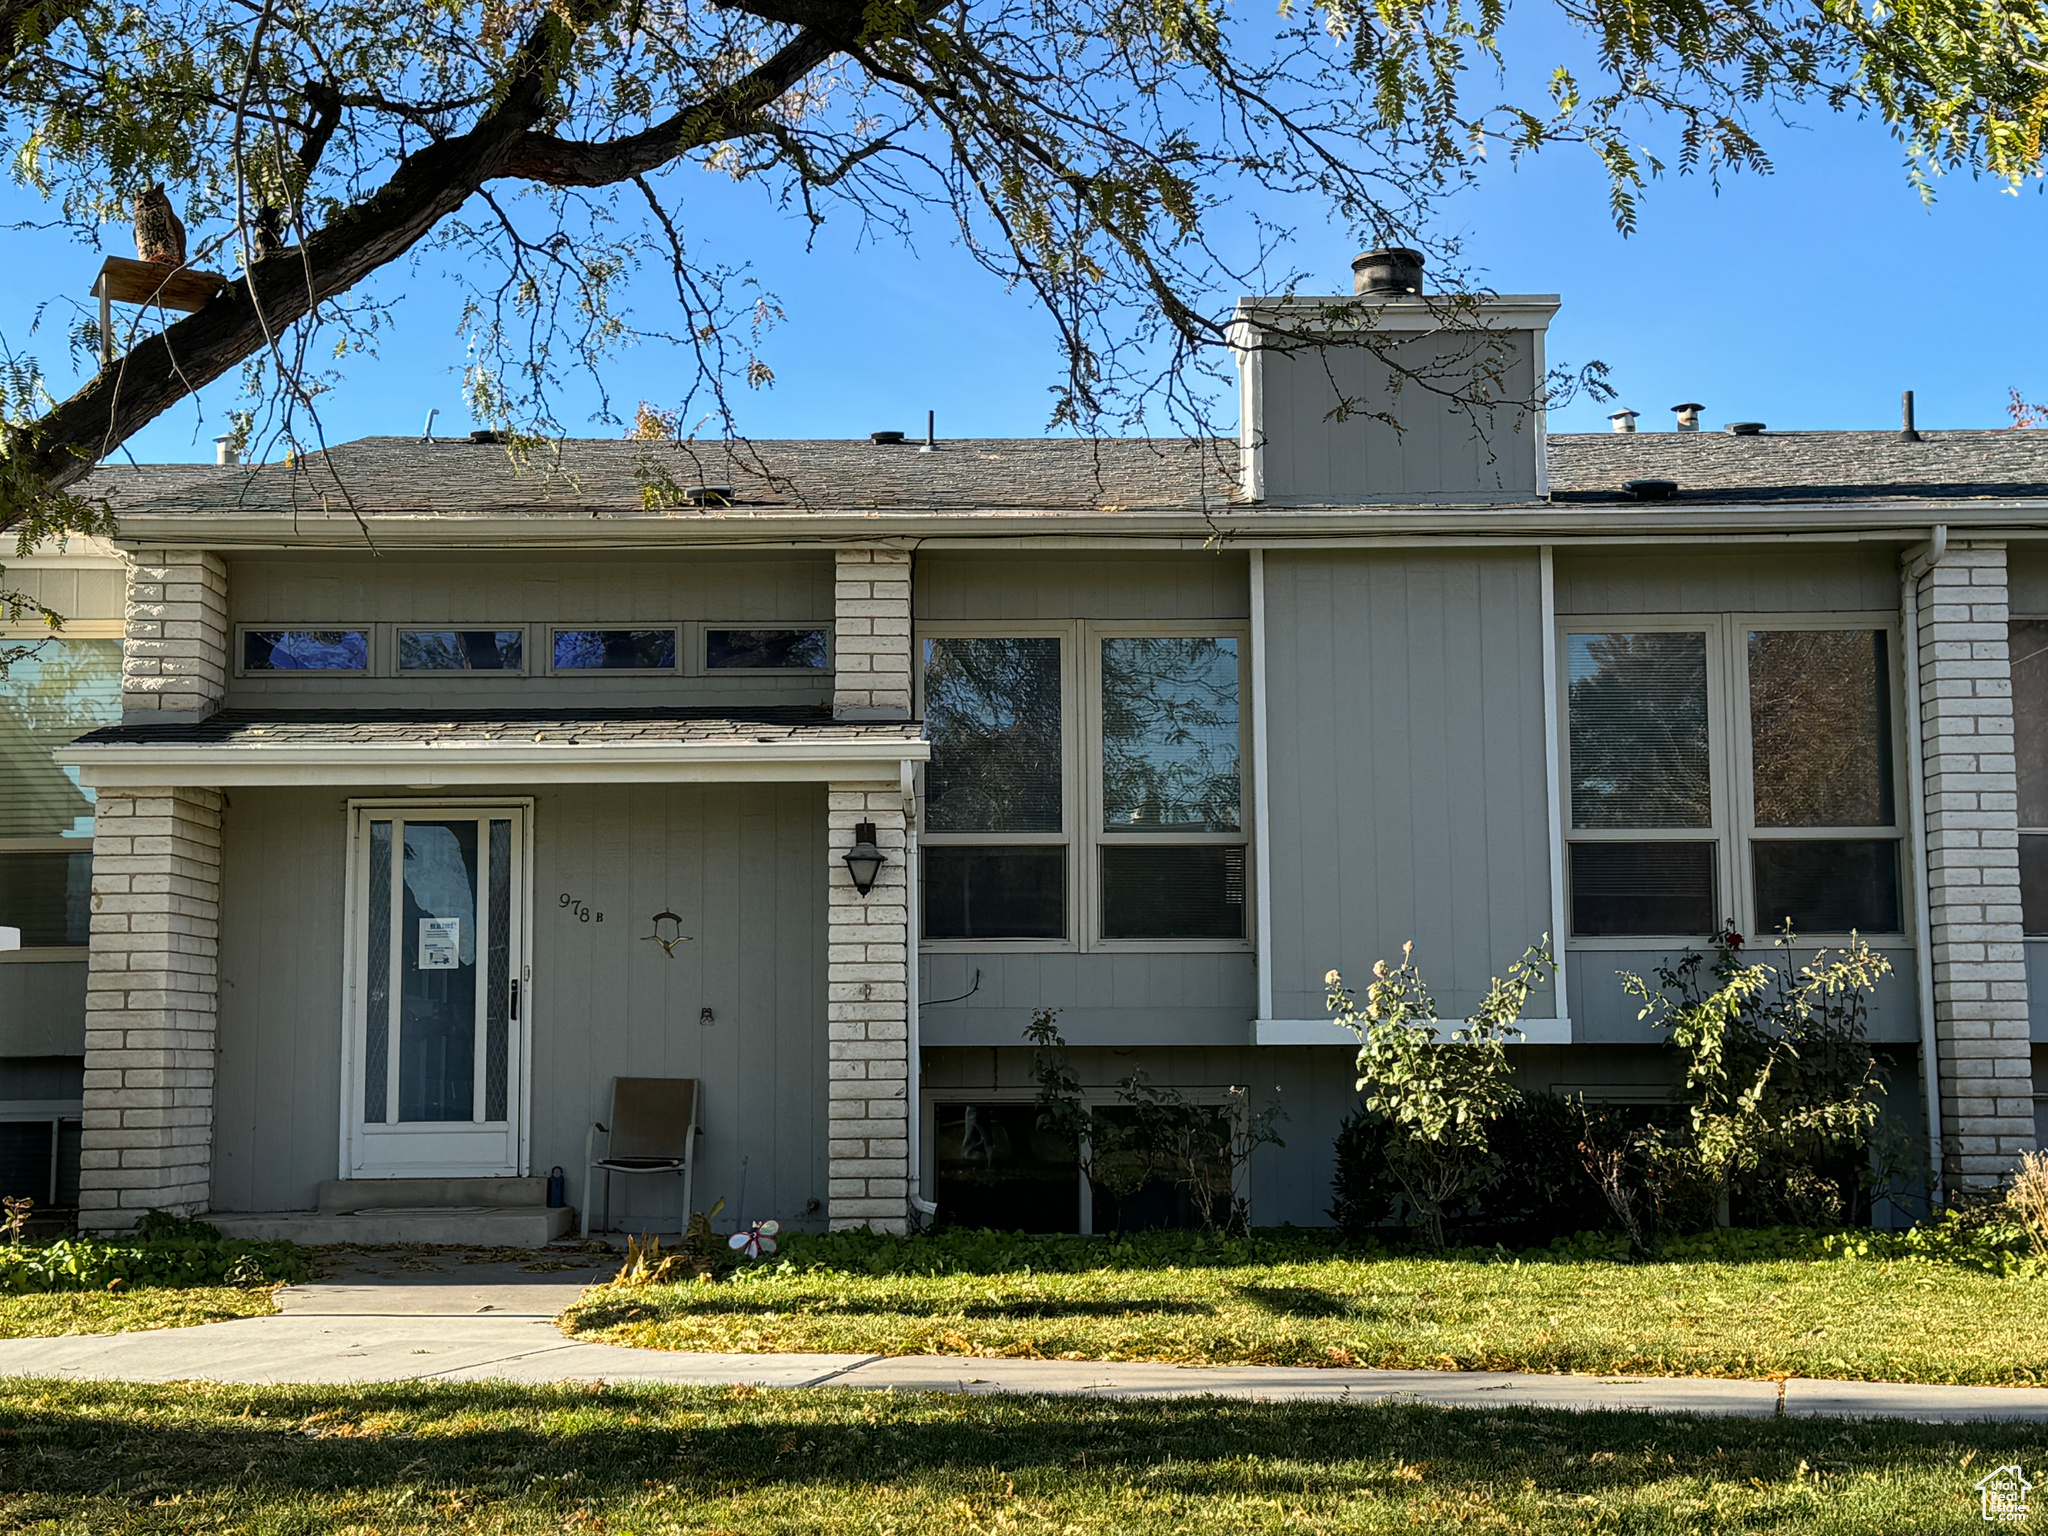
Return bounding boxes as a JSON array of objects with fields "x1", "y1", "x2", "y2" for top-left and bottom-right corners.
[
  {"x1": 833, "y1": 547, "x2": 912, "y2": 721},
  {"x1": 827, "y1": 783, "x2": 910, "y2": 1233},
  {"x1": 1917, "y1": 542, "x2": 2036, "y2": 1191},
  {"x1": 123, "y1": 549, "x2": 227, "y2": 720},
  {"x1": 77, "y1": 788, "x2": 224, "y2": 1230}
]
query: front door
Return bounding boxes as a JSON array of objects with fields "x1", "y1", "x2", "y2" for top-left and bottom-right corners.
[{"x1": 344, "y1": 803, "x2": 530, "y2": 1178}]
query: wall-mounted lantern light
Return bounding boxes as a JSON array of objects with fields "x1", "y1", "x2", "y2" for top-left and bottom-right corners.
[{"x1": 843, "y1": 820, "x2": 887, "y2": 896}]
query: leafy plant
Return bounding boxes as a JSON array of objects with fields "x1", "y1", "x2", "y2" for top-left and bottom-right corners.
[
  {"x1": 0, "y1": 1220, "x2": 305, "y2": 1296},
  {"x1": 1026, "y1": 1009, "x2": 1284, "y2": 1236},
  {"x1": 1324, "y1": 941, "x2": 1555, "y2": 1250},
  {"x1": 2006, "y1": 1151, "x2": 2048, "y2": 1258},
  {"x1": 0, "y1": 1196, "x2": 30, "y2": 1246},
  {"x1": 612, "y1": 1199, "x2": 731, "y2": 1286},
  {"x1": 1622, "y1": 922, "x2": 1892, "y2": 1231}
]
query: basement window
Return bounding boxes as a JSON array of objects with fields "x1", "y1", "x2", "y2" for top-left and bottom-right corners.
[
  {"x1": 706, "y1": 628, "x2": 829, "y2": 670},
  {"x1": 242, "y1": 629, "x2": 368, "y2": 671},
  {"x1": 550, "y1": 629, "x2": 677, "y2": 671}
]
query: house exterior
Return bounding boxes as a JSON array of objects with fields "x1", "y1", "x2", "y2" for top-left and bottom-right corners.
[{"x1": 3, "y1": 268, "x2": 2046, "y2": 1238}]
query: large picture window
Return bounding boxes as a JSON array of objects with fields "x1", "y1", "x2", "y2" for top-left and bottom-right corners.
[
  {"x1": 0, "y1": 635, "x2": 122, "y2": 951},
  {"x1": 918, "y1": 625, "x2": 1249, "y2": 948},
  {"x1": 921, "y1": 636, "x2": 1066, "y2": 939},
  {"x1": 2013, "y1": 618, "x2": 2048, "y2": 934},
  {"x1": 1563, "y1": 619, "x2": 1902, "y2": 941}
]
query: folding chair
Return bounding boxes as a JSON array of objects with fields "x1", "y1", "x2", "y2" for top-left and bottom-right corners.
[{"x1": 582, "y1": 1076, "x2": 700, "y2": 1238}]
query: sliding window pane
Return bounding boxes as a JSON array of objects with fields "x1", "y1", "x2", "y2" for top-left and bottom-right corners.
[
  {"x1": 2023, "y1": 834, "x2": 2048, "y2": 936},
  {"x1": 1568, "y1": 633, "x2": 1711, "y2": 829},
  {"x1": 0, "y1": 850, "x2": 93, "y2": 946},
  {"x1": 1569, "y1": 841, "x2": 1715, "y2": 937},
  {"x1": 923, "y1": 638, "x2": 1062, "y2": 833},
  {"x1": 551, "y1": 629, "x2": 676, "y2": 670},
  {"x1": 934, "y1": 1102, "x2": 1080, "y2": 1233},
  {"x1": 1101, "y1": 637, "x2": 1240, "y2": 832},
  {"x1": 1101, "y1": 844, "x2": 1244, "y2": 939},
  {"x1": 1752, "y1": 839, "x2": 1901, "y2": 934},
  {"x1": 399, "y1": 630, "x2": 523, "y2": 671},
  {"x1": 0, "y1": 637, "x2": 120, "y2": 837},
  {"x1": 1750, "y1": 630, "x2": 1892, "y2": 827},
  {"x1": 2013, "y1": 620, "x2": 2048, "y2": 827},
  {"x1": 707, "y1": 628, "x2": 829, "y2": 669},
  {"x1": 243, "y1": 629, "x2": 367, "y2": 671},
  {"x1": 923, "y1": 847, "x2": 1065, "y2": 939}
]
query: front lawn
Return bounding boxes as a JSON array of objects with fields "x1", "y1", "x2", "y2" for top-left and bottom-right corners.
[
  {"x1": 0, "y1": 1286, "x2": 278, "y2": 1338},
  {"x1": 0, "y1": 1378, "x2": 2030, "y2": 1534},
  {"x1": 563, "y1": 1229, "x2": 2048, "y2": 1387}
]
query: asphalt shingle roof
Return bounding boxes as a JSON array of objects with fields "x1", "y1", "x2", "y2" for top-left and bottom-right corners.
[
  {"x1": 73, "y1": 705, "x2": 923, "y2": 748},
  {"x1": 78, "y1": 427, "x2": 2048, "y2": 518}
]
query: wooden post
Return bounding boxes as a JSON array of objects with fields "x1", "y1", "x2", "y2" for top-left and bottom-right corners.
[{"x1": 97, "y1": 272, "x2": 111, "y2": 371}]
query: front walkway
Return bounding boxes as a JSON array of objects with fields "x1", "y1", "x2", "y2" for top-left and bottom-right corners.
[{"x1": 2, "y1": 1253, "x2": 2045, "y2": 1422}]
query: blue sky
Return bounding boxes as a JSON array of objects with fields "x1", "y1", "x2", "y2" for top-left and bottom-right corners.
[{"x1": 5, "y1": 64, "x2": 2042, "y2": 462}]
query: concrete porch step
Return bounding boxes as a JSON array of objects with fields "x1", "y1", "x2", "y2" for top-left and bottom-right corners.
[
  {"x1": 209, "y1": 1204, "x2": 575, "y2": 1247},
  {"x1": 316, "y1": 1177, "x2": 550, "y2": 1213}
]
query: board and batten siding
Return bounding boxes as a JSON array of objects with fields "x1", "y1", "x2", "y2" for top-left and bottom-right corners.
[
  {"x1": 2, "y1": 564, "x2": 125, "y2": 621},
  {"x1": 212, "y1": 783, "x2": 828, "y2": 1222},
  {"x1": 224, "y1": 553, "x2": 835, "y2": 710},
  {"x1": 1261, "y1": 549, "x2": 1556, "y2": 1023},
  {"x1": 912, "y1": 551, "x2": 1250, "y2": 623}
]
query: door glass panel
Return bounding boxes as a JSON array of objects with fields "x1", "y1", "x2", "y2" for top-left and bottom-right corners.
[
  {"x1": 1568, "y1": 632, "x2": 1711, "y2": 828},
  {"x1": 363, "y1": 820, "x2": 391, "y2": 1123},
  {"x1": 399, "y1": 820, "x2": 478, "y2": 1122},
  {"x1": 486, "y1": 818, "x2": 511, "y2": 1122}
]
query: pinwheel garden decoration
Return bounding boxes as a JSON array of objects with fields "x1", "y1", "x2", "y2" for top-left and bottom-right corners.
[{"x1": 728, "y1": 1219, "x2": 780, "y2": 1259}]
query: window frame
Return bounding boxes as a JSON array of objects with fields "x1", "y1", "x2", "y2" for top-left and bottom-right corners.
[
  {"x1": 699, "y1": 622, "x2": 834, "y2": 674},
  {"x1": 1557, "y1": 610, "x2": 1909, "y2": 948},
  {"x1": 916, "y1": 623, "x2": 1080, "y2": 952},
  {"x1": 1084, "y1": 620, "x2": 1253, "y2": 953},
  {"x1": 0, "y1": 620, "x2": 123, "y2": 961},
  {"x1": 543, "y1": 625, "x2": 683, "y2": 676},
  {"x1": 2009, "y1": 613, "x2": 2048, "y2": 936},
  {"x1": 394, "y1": 625, "x2": 532, "y2": 676},
  {"x1": 914, "y1": 618, "x2": 1254, "y2": 954},
  {"x1": 233, "y1": 624, "x2": 376, "y2": 677}
]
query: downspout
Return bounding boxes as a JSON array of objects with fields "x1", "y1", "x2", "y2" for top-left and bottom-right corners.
[
  {"x1": 1903, "y1": 524, "x2": 1948, "y2": 1209},
  {"x1": 903, "y1": 758, "x2": 937, "y2": 1221}
]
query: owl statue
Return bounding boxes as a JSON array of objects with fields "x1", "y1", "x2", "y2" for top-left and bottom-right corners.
[{"x1": 133, "y1": 185, "x2": 186, "y2": 267}]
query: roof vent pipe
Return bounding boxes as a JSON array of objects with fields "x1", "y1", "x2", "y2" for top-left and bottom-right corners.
[
  {"x1": 1671, "y1": 402, "x2": 1703, "y2": 433},
  {"x1": 919, "y1": 409, "x2": 936, "y2": 453},
  {"x1": 1608, "y1": 409, "x2": 1639, "y2": 434},
  {"x1": 213, "y1": 435, "x2": 239, "y2": 466},
  {"x1": 1351, "y1": 248, "x2": 1425, "y2": 296},
  {"x1": 1900, "y1": 389, "x2": 1921, "y2": 443}
]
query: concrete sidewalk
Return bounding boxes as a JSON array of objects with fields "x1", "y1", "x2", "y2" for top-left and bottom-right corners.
[{"x1": 2, "y1": 1254, "x2": 2044, "y2": 1422}]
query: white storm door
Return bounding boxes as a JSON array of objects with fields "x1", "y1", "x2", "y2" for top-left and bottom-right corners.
[{"x1": 346, "y1": 805, "x2": 529, "y2": 1178}]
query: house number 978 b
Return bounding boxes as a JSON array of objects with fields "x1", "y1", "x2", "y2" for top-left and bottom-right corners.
[{"x1": 558, "y1": 893, "x2": 604, "y2": 923}]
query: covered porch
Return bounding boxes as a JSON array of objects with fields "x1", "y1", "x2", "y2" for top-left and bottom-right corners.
[{"x1": 62, "y1": 705, "x2": 926, "y2": 1244}]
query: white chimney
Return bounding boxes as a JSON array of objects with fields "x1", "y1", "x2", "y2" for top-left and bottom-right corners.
[
  {"x1": 1231, "y1": 254, "x2": 1560, "y2": 504},
  {"x1": 1608, "y1": 409, "x2": 1640, "y2": 433},
  {"x1": 1671, "y1": 403, "x2": 1703, "y2": 433},
  {"x1": 214, "y1": 434, "x2": 240, "y2": 466}
]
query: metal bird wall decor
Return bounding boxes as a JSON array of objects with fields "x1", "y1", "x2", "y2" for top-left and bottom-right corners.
[
  {"x1": 641, "y1": 909, "x2": 693, "y2": 958},
  {"x1": 133, "y1": 185, "x2": 186, "y2": 267}
]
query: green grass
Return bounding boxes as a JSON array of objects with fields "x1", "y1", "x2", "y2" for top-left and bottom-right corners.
[
  {"x1": 0, "y1": 1378, "x2": 2033, "y2": 1534},
  {"x1": 0, "y1": 1285, "x2": 279, "y2": 1338},
  {"x1": 563, "y1": 1231, "x2": 2048, "y2": 1386}
]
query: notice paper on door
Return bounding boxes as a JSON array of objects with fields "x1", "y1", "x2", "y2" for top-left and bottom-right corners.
[{"x1": 418, "y1": 917, "x2": 461, "y2": 970}]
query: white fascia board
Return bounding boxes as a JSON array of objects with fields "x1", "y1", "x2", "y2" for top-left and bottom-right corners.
[
  {"x1": 1230, "y1": 294, "x2": 1563, "y2": 335},
  {"x1": 1253, "y1": 1017, "x2": 1572, "y2": 1046},
  {"x1": 68, "y1": 736, "x2": 930, "y2": 789}
]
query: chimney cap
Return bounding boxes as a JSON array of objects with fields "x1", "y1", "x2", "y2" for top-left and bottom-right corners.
[
  {"x1": 1669, "y1": 402, "x2": 1704, "y2": 412},
  {"x1": 1351, "y1": 247, "x2": 1425, "y2": 296},
  {"x1": 1608, "y1": 408, "x2": 1640, "y2": 419}
]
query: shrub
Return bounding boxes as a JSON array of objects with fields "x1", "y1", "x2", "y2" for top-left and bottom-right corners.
[
  {"x1": 1324, "y1": 940, "x2": 1554, "y2": 1250},
  {"x1": 1328, "y1": 1105, "x2": 1400, "y2": 1238},
  {"x1": 2006, "y1": 1151, "x2": 2048, "y2": 1258},
  {"x1": 1622, "y1": 923, "x2": 1892, "y2": 1231}
]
